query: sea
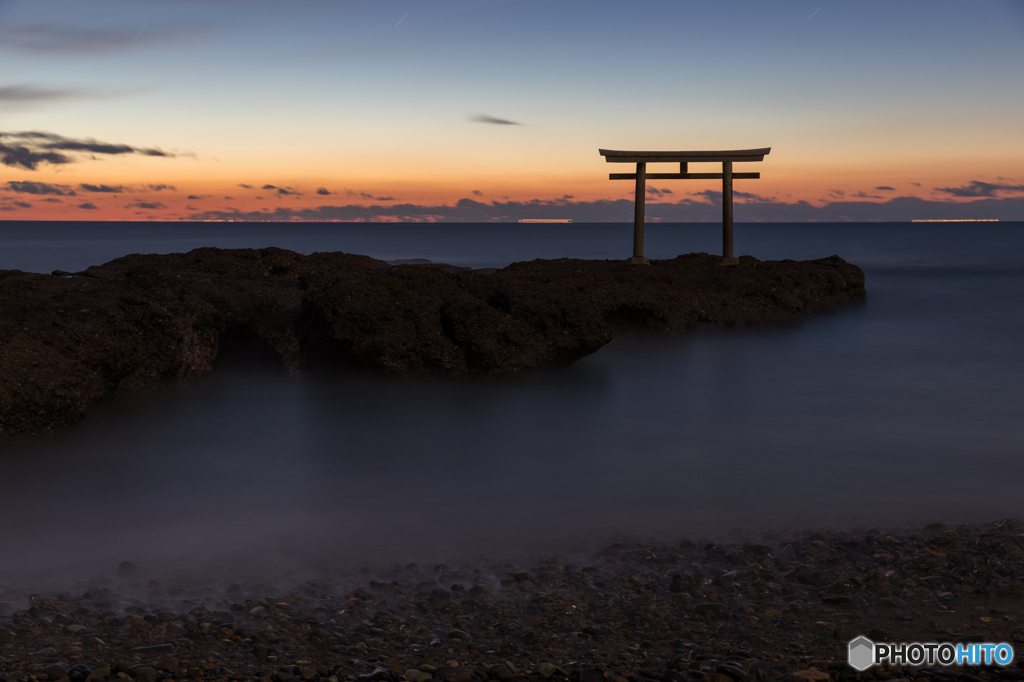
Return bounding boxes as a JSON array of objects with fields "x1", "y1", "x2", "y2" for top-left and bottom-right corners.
[{"x1": 0, "y1": 220, "x2": 1022, "y2": 580}]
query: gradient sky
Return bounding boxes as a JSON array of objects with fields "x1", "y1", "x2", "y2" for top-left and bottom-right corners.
[{"x1": 1, "y1": 0, "x2": 1023, "y2": 221}]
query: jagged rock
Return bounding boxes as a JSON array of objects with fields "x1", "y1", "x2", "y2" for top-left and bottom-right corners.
[{"x1": 0, "y1": 248, "x2": 864, "y2": 438}]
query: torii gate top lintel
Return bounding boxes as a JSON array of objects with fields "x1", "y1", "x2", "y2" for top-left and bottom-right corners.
[
  {"x1": 599, "y1": 146, "x2": 771, "y2": 264},
  {"x1": 599, "y1": 148, "x2": 770, "y2": 163}
]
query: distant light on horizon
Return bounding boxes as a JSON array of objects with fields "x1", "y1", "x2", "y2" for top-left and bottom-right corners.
[{"x1": 519, "y1": 219, "x2": 573, "y2": 223}]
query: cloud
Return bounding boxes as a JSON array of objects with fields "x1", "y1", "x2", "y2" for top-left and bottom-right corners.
[
  {"x1": 316, "y1": 187, "x2": 334, "y2": 196},
  {"x1": 13, "y1": 200, "x2": 31, "y2": 208},
  {"x1": 935, "y1": 180, "x2": 1024, "y2": 198},
  {"x1": 3, "y1": 180, "x2": 75, "y2": 195},
  {"x1": 469, "y1": 114, "x2": 521, "y2": 125},
  {"x1": 0, "y1": 143, "x2": 69, "y2": 170},
  {"x1": 238, "y1": 184, "x2": 254, "y2": 189},
  {"x1": 646, "y1": 187, "x2": 674, "y2": 197},
  {"x1": 345, "y1": 188, "x2": 397, "y2": 201},
  {"x1": 182, "y1": 193, "x2": 1024, "y2": 224},
  {"x1": 80, "y1": 183, "x2": 125, "y2": 193},
  {"x1": 0, "y1": 22, "x2": 181, "y2": 55},
  {"x1": 0, "y1": 131, "x2": 174, "y2": 170},
  {"x1": 187, "y1": 194, "x2": 202, "y2": 200},
  {"x1": 127, "y1": 201, "x2": 166, "y2": 210},
  {"x1": 262, "y1": 184, "x2": 277, "y2": 190},
  {"x1": 875, "y1": 186, "x2": 895, "y2": 191},
  {"x1": 910, "y1": 182, "x2": 922, "y2": 187},
  {"x1": 851, "y1": 191, "x2": 883, "y2": 199},
  {"x1": 471, "y1": 190, "x2": 483, "y2": 196},
  {"x1": 145, "y1": 183, "x2": 176, "y2": 192},
  {"x1": 40, "y1": 198, "x2": 63, "y2": 203},
  {"x1": 0, "y1": 85, "x2": 82, "y2": 109},
  {"x1": 77, "y1": 202, "x2": 98, "y2": 210},
  {"x1": 276, "y1": 187, "x2": 300, "y2": 196}
]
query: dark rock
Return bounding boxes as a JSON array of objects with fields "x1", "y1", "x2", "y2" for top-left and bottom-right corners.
[
  {"x1": 66, "y1": 666, "x2": 91, "y2": 682},
  {"x1": 578, "y1": 670, "x2": 606, "y2": 682},
  {"x1": 131, "y1": 666, "x2": 160, "y2": 682},
  {"x1": 44, "y1": 664, "x2": 67, "y2": 681},
  {"x1": 1, "y1": 248, "x2": 865, "y2": 438},
  {"x1": 833, "y1": 626, "x2": 861, "y2": 640},
  {"x1": 693, "y1": 603, "x2": 728, "y2": 615}
]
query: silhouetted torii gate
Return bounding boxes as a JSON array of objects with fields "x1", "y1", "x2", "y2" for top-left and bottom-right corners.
[{"x1": 599, "y1": 147, "x2": 771, "y2": 264}]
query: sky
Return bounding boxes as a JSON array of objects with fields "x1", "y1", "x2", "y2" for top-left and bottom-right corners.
[{"x1": 1, "y1": 0, "x2": 1023, "y2": 222}]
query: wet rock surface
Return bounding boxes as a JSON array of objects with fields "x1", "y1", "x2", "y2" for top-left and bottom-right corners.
[
  {"x1": 2, "y1": 521, "x2": 1023, "y2": 682},
  {"x1": 1, "y1": 248, "x2": 865, "y2": 438}
]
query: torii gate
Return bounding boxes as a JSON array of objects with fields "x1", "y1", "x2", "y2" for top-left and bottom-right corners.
[{"x1": 599, "y1": 147, "x2": 771, "y2": 264}]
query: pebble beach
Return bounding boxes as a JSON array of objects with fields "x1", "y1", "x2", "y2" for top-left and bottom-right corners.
[{"x1": 3, "y1": 520, "x2": 1023, "y2": 682}]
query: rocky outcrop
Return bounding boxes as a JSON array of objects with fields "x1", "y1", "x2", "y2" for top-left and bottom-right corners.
[{"x1": 0, "y1": 248, "x2": 865, "y2": 438}]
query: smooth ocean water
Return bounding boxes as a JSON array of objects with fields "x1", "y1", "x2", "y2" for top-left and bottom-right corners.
[{"x1": 0, "y1": 221, "x2": 1022, "y2": 579}]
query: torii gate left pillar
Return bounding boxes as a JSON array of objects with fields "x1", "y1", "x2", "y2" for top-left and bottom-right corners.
[{"x1": 599, "y1": 147, "x2": 771, "y2": 264}]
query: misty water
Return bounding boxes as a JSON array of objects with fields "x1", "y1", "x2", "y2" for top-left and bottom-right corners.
[{"x1": 1, "y1": 221, "x2": 1023, "y2": 583}]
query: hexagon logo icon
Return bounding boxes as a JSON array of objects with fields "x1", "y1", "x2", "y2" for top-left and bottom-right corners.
[{"x1": 848, "y1": 636, "x2": 875, "y2": 671}]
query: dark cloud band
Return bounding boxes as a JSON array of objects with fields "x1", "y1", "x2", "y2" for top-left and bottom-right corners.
[{"x1": 0, "y1": 131, "x2": 174, "y2": 170}]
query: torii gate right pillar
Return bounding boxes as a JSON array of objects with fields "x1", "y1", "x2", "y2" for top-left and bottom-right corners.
[{"x1": 722, "y1": 161, "x2": 734, "y2": 261}]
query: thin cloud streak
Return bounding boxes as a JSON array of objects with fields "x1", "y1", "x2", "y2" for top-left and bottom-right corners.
[
  {"x1": 2, "y1": 180, "x2": 76, "y2": 196},
  {"x1": 0, "y1": 22, "x2": 183, "y2": 54},
  {"x1": 0, "y1": 85, "x2": 84, "y2": 109},
  {"x1": 469, "y1": 114, "x2": 521, "y2": 126},
  {"x1": 935, "y1": 180, "x2": 1024, "y2": 198}
]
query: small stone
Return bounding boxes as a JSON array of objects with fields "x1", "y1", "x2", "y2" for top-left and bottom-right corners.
[
  {"x1": 130, "y1": 666, "x2": 160, "y2": 682},
  {"x1": 68, "y1": 666, "x2": 93, "y2": 682},
  {"x1": 833, "y1": 626, "x2": 861, "y2": 640},
  {"x1": 45, "y1": 664, "x2": 68, "y2": 681},
  {"x1": 356, "y1": 668, "x2": 392, "y2": 682},
  {"x1": 31, "y1": 647, "x2": 58, "y2": 656},
  {"x1": 204, "y1": 668, "x2": 232, "y2": 678},
  {"x1": 703, "y1": 674, "x2": 732, "y2": 682},
  {"x1": 791, "y1": 672, "x2": 830, "y2": 682},
  {"x1": 486, "y1": 666, "x2": 512, "y2": 681},
  {"x1": 535, "y1": 663, "x2": 557, "y2": 679},
  {"x1": 405, "y1": 671, "x2": 432, "y2": 682},
  {"x1": 693, "y1": 603, "x2": 728, "y2": 615},
  {"x1": 715, "y1": 666, "x2": 746, "y2": 681},
  {"x1": 747, "y1": 662, "x2": 771, "y2": 676},
  {"x1": 511, "y1": 573, "x2": 534, "y2": 582}
]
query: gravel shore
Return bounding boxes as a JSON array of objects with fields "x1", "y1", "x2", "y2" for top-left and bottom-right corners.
[{"x1": 3, "y1": 520, "x2": 1023, "y2": 682}]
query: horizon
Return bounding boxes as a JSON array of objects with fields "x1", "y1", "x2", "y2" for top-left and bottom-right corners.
[{"x1": 1, "y1": 0, "x2": 1023, "y2": 222}]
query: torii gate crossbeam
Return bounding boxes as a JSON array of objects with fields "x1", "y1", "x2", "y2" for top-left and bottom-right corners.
[{"x1": 599, "y1": 147, "x2": 771, "y2": 264}]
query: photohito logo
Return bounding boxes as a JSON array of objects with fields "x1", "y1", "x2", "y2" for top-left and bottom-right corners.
[{"x1": 847, "y1": 636, "x2": 1015, "y2": 672}]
